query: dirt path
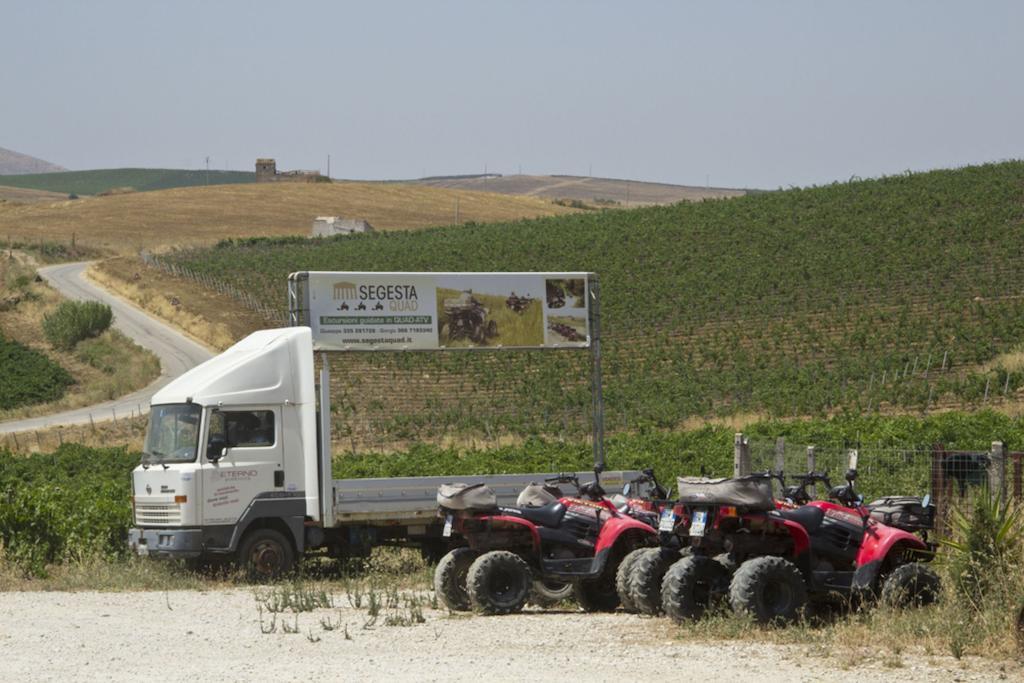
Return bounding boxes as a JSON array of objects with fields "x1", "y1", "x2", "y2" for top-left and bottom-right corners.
[{"x1": 0, "y1": 589, "x2": 1006, "y2": 682}]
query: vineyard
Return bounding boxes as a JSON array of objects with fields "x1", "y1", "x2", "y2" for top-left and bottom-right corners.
[
  {"x1": 3, "y1": 410, "x2": 1021, "y2": 576},
  {"x1": 154, "y1": 161, "x2": 1024, "y2": 446},
  {"x1": 0, "y1": 335, "x2": 73, "y2": 410}
]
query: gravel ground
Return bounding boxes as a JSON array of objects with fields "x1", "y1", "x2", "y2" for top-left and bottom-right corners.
[{"x1": 0, "y1": 589, "x2": 1013, "y2": 682}]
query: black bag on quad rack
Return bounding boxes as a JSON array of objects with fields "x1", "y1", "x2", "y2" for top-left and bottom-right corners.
[
  {"x1": 676, "y1": 475, "x2": 774, "y2": 511},
  {"x1": 865, "y1": 496, "x2": 935, "y2": 532},
  {"x1": 437, "y1": 483, "x2": 498, "y2": 511}
]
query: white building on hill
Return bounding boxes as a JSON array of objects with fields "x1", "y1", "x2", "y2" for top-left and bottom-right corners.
[{"x1": 311, "y1": 216, "x2": 374, "y2": 237}]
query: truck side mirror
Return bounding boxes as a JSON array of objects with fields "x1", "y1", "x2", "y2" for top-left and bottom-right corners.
[{"x1": 207, "y1": 437, "x2": 227, "y2": 462}]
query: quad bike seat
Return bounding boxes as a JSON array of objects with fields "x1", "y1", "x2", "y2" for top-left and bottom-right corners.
[
  {"x1": 516, "y1": 482, "x2": 563, "y2": 508},
  {"x1": 506, "y1": 501, "x2": 567, "y2": 528},
  {"x1": 437, "y1": 483, "x2": 498, "y2": 511},
  {"x1": 775, "y1": 506, "x2": 825, "y2": 533}
]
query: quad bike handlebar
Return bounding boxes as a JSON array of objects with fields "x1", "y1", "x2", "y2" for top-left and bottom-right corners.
[
  {"x1": 544, "y1": 471, "x2": 605, "y2": 501},
  {"x1": 782, "y1": 471, "x2": 833, "y2": 505}
]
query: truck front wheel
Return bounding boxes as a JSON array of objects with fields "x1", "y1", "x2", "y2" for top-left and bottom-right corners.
[{"x1": 238, "y1": 528, "x2": 294, "y2": 581}]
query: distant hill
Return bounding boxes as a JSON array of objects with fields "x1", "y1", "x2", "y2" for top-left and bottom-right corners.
[
  {"x1": 0, "y1": 181, "x2": 577, "y2": 253},
  {"x1": 0, "y1": 147, "x2": 66, "y2": 175},
  {"x1": 409, "y1": 173, "x2": 746, "y2": 206},
  {"x1": 0, "y1": 168, "x2": 255, "y2": 196}
]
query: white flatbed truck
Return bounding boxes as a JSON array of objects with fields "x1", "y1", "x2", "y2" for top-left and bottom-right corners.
[{"x1": 129, "y1": 271, "x2": 641, "y2": 575}]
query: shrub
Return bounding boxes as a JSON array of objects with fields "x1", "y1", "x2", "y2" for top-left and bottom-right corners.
[{"x1": 42, "y1": 300, "x2": 113, "y2": 350}]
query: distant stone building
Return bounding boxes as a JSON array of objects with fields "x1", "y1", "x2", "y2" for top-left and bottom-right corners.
[
  {"x1": 312, "y1": 216, "x2": 374, "y2": 237},
  {"x1": 255, "y1": 158, "x2": 323, "y2": 183}
]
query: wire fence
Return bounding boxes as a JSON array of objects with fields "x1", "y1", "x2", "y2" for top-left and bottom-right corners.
[{"x1": 743, "y1": 435, "x2": 1024, "y2": 530}]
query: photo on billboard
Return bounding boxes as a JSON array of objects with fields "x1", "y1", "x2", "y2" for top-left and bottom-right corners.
[{"x1": 435, "y1": 274, "x2": 544, "y2": 348}]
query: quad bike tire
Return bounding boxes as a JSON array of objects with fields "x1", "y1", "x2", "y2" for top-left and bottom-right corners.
[
  {"x1": 616, "y1": 548, "x2": 649, "y2": 613},
  {"x1": 434, "y1": 547, "x2": 478, "y2": 612},
  {"x1": 661, "y1": 555, "x2": 731, "y2": 623},
  {"x1": 466, "y1": 550, "x2": 532, "y2": 615},
  {"x1": 574, "y1": 561, "x2": 622, "y2": 612},
  {"x1": 630, "y1": 547, "x2": 679, "y2": 615},
  {"x1": 486, "y1": 320, "x2": 498, "y2": 338},
  {"x1": 880, "y1": 562, "x2": 941, "y2": 608},
  {"x1": 714, "y1": 552, "x2": 739, "y2": 574},
  {"x1": 529, "y1": 578, "x2": 574, "y2": 607},
  {"x1": 237, "y1": 528, "x2": 295, "y2": 581},
  {"x1": 729, "y1": 556, "x2": 807, "y2": 625}
]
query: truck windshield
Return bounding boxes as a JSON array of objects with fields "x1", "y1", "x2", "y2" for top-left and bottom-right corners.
[{"x1": 143, "y1": 404, "x2": 202, "y2": 464}]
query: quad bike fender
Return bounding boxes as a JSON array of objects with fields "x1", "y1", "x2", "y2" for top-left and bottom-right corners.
[
  {"x1": 776, "y1": 518, "x2": 811, "y2": 556},
  {"x1": 852, "y1": 527, "x2": 929, "y2": 593},
  {"x1": 773, "y1": 517, "x2": 814, "y2": 579},
  {"x1": 463, "y1": 515, "x2": 541, "y2": 552},
  {"x1": 594, "y1": 516, "x2": 656, "y2": 555}
]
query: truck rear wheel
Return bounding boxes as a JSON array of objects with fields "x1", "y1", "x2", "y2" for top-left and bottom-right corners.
[
  {"x1": 434, "y1": 547, "x2": 478, "y2": 611},
  {"x1": 237, "y1": 528, "x2": 294, "y2": 581}
]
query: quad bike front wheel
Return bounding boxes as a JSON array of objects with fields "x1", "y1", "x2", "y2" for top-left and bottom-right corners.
[
  {"x1": 729, "y1": 556, "x2": 807, "y2": 625},
  {"x1": 880, "y1": 562, "x2": 941, "y2": 608},
  {"x1": 466, "y1": 550, "x2": 532, "y2": 615},
  {"x1": 661, "y1": 555, "x2": 731, "y2": 622},
  {"x1": 434, "y1": 547, "x2": 478, "y2": 611}
]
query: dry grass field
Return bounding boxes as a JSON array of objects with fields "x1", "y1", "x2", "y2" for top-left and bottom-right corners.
[
  {"x1": 0, "y1": 185, "x2": 68, "y2": 204},
  {"x1": 414, "y1": 174, "x2": 747, "y2": 206},
  {"x1": 0, "y1": 181, "x2": 577, "y2": 254}
]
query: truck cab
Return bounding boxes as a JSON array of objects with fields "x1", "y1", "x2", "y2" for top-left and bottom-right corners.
[{"x1": 129, "y1": 327, "x2": 318, "y2": 573}]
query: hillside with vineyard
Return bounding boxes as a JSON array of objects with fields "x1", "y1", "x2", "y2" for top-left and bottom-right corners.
[{"x1": 156, "y1": 161, "x2": 1024, "y2": 448}]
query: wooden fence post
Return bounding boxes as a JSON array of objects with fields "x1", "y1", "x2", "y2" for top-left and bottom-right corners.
[
  {"x1": 990, "y1": 440, "x2": 1007, "y2": 499},
  {"x1": 733, "y1": 433, "x2": 750, "y2": 478},
  {"x1": 806, "y1": 445, "x2": 816, "y2": 472}
]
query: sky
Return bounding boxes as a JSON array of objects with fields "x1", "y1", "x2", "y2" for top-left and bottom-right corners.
[{"x1": 2, "y1": 1, "x2": 1022, "y2": 189}]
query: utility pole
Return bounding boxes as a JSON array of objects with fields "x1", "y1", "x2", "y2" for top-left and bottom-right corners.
[
  {"x1": 205, "y1": 156, "x2": 210, "y2": 185},
  {"x1": 327, "y1": 154, "x2": 331, "y2": 178}
]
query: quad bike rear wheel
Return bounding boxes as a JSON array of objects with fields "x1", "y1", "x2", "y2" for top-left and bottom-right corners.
[
  {"x1": 630, "y1": 547, "x2": 680, "y2": 615},
  {"x1": 529, "y1": 578, "x2": 573, "y2": 607},
  {"x1": 661, "y1": 555, "x2": 731, "y2": 622},
  {"x1": 466, "y1": 550, "x2": 532, "y2": 615},
  {"x1": 880, "y1": 562, "x2": 941, "y2": 608},
  {"x1": 729, "y1": 556, "x2": 807, "y2": 625},
  {"x1": 616, "y1": 548, "x2": 649, "y2": 613},
  {"x1": 574, "y1": 562, "x2": 622, "y2": 612},
  {"x1": 434, "y1": 547, "x2": 478, "y2": 611}
]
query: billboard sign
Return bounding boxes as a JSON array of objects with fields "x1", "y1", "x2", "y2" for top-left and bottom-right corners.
[{"x1": 302, "y1": 271, "x2": 591, "y2": 351}]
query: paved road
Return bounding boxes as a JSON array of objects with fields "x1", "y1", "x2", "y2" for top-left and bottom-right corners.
[{"x1": 0, "y1": 261, "x2": 214, "y2": 434}]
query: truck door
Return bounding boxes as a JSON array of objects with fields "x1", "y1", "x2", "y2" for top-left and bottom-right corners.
[{"x1": 200, "y1": 407, "x2": 284, "y2": 527}]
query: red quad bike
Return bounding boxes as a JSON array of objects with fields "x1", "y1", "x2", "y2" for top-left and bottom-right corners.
[
  {"x1": 653, "y1": 458, "x2": 940, "y2": 625},
  {"x1": 434, "y1": 468, "x2": 661, "y2": 615}
]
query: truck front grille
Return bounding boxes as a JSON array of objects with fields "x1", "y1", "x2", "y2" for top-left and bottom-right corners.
[{"x1": 135, "y1": 502, "x2": 182, "y2": 526}]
